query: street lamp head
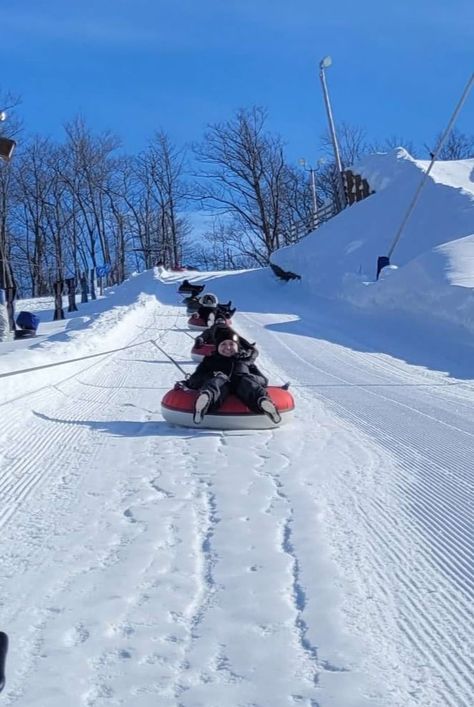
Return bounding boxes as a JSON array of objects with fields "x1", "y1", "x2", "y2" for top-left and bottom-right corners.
[
  {"x1": 320, "y1": 56, "x2": 332, "y2": 70},
  {"x1": 0, "y1": 111, "x2": 7, "y2": 122}
]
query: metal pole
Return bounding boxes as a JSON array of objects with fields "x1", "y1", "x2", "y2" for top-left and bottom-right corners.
[
  {"x1": 319, "y1": 61, "x2": 346, "y2": 209},
  {"x1": 310, "y1": 168, "x2": 318, "y2": 226},
  {"x1": 387, "y1": 72, "x2": 474, "y2": 260}
]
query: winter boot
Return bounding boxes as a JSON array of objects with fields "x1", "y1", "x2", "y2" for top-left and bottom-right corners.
[
  {"x1": 193, "y1": 392, "x2": 211, "y2": 424},
  {"x1": 259, "y1": 397, "x2": 281, "y2": 424}
]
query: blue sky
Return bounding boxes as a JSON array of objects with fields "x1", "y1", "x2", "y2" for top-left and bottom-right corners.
[{"x1": 1, "y1": 0, "x2": 473, "y2": 163}]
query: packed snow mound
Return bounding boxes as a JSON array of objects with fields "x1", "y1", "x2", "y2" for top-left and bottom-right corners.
[
  {"x1": 271, "y1": 149, "x2": 474, "y2": 333},
  {"x1": 351, "y1": 148, "x2": 474, "y2": 196},
  {"x1": 347, "y1": 234, "x2": 474, "y2": 334}
]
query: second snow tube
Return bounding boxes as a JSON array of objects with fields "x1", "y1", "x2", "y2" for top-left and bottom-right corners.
[{"x1": 187, "y1": 315, "x2": 208, "y2": 330}]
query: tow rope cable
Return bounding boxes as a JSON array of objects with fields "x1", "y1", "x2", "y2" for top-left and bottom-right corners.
[
  {"x1": 0, "y1": 336, "x2": 190, "y2": 381},
  {"x1": 149, "y1": 339, "x2": 190, "y2": 378}
]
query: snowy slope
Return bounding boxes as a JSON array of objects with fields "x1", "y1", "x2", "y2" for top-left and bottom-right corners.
[
  {"x1": 271, "y1": 150, "x2": 474, "y2": 336},
  {"x1": 0, "y1": 264, "x2": 472, "y2": 707}
]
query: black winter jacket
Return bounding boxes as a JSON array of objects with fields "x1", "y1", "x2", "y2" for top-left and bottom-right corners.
[{"x1": 196, "y1": 305, "x2": 216, "y2": 325}]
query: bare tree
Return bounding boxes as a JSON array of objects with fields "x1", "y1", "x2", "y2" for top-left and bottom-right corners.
[
  {"x1": 194, "y1": 106, "x2": 301, "y2": 264},
  {"x1": 368, "y1": 134, "x2": 419, "y2": 157},
  {"x1": 11, "y1": 137, "x2": 53, "y2": 295},
  {"x1": 61, "y1": 116, "x2": 121, "y2": 270},
  {"x1": 0, "y1": 90, "x2": 22, "y2": 292},
  {"x1": 136, "y1": 131, "x2": 190, "y2": 268},
  {"x1": 434, "y1": 128, "x2": 474, "y2": 160}
]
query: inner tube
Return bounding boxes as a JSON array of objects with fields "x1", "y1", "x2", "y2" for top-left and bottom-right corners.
[
  {"x1": 161, "y1": 386, "x2": 294, "y2": 430},
  {"x1": 188, "y1": 316, "x2": 208, "y2": 330},
  {"x1": 190, "y1": 343, "x2": 215, "y2": 361}
]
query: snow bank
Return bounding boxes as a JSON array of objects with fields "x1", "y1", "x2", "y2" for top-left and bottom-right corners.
[
  {"x1": 271, "y1": 149, "x2": 474, "y2": 335},
  {"x1": 0, "y1": 271, "x2": 163, "y2": 406}
]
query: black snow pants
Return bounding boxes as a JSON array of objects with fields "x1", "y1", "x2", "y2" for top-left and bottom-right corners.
[{"x1": 200, "y1": 372, "x2": 268, "y2": 412}]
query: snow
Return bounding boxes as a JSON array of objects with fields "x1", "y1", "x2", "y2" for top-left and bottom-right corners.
[{"x1": 0, "y1": 152, "x2": 473, "y2": 706}]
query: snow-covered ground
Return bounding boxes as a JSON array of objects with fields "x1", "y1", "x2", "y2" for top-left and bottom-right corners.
[{"x1": 0, "y1": 152, "x2": 473, "y2": 706}]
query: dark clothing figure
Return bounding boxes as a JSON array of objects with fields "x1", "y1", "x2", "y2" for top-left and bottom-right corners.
[
  {"x1": 177, "y1": 325, "x2": 282, "y2": 424},
  {"x1": 216, "y1": 301, "x2": 236, "y2": 319},
  {"x1": 195, "y1": 303, "x2": 236, "y2": 326},
  {"x1": 194, "y1": 293, "x2": 235, "y2": 326},
  {"x1": 179, "y1": 280, "x2": 205, "y2": 296},
  {"x1": 185, "y1": 296, "x2": 201, "y2": 313},
  {"x1": 184, "y1": 351, "x2": 269, "y2": 414},
  {"x1": 196, "y1": 304, "x2": 217, "y2": 326}
]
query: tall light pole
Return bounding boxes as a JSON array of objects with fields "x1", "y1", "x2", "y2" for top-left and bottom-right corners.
[
  {"x1": 299, "y1": 158, "x2": 318, "y2": 227},
  {"x1": 319, "y1": 56, "x2": 346, "y2": 210}
]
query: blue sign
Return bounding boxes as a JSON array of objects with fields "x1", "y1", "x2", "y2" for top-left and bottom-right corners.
[{"x1": 96, "y1": 264, "x2": 112, "y2": 277}]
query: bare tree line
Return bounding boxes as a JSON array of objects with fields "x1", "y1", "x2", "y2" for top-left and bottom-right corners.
[
  {"x1": 1, "y1": 115, "x2": 193, "y2": 297},
  {"x1": 1, "y1": 94, "x2": 473, "y2": 296}
]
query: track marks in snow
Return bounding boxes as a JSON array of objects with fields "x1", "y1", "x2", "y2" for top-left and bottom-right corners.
[
  {"x1": 254, "y1": 436, "x2": 348, "y2": 681},
  {"x1": 168, "y1": 429, "x2": 333, "y2": 705},
  {"x1": 238, "y1": 311, "x2": 474, "y2": 707},
  {"x1": 0, "y1": 305, "x2": 201, "y2": 705}
]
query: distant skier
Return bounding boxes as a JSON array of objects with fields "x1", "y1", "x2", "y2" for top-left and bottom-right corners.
[{"x1": 176, "y1": 332, "x2": 281, "y2": 424}]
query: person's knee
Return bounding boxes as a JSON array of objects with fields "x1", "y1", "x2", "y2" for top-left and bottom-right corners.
[{"x1": 214, "y1": 371, "x2": 230, "y2": 382}]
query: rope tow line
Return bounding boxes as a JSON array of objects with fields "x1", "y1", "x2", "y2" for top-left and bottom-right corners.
[
  {"x1": 0, "y1": 337, "x2": 179, "y2": 380},
  {"x1": 149, "y1": 339, "x2": 190, "y2": 378}
]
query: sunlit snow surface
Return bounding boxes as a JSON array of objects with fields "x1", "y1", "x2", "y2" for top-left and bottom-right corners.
[{"x1": 0, "y1": 152, "x2": 473, "y2": 707}]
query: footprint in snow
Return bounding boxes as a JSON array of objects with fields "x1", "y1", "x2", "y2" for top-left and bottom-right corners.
[{"x1": 63, "y1": 623, "x2": 90, "y2": 647}]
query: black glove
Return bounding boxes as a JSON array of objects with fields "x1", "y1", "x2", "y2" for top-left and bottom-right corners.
[
  {"x1": 195, "y1": 337, "x2": 204, "y2": 347},
  {"x1": 174, "y1": 380, "x2": 189, "y2": 390}
]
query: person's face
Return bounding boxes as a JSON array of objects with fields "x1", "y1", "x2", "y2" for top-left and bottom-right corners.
[{"x1": 217, "y1": 339, "x2": 238, "y2": 357}]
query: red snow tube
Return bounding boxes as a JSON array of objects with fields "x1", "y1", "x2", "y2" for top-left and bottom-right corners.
[
  {"x1": 190, "y1": 343, "x2": 215, "y2": 361},
  {"x1": 161, "y1": 386, "x2": 294, "y2": 430},
  {"x1": 188, "y1": 315, "x2": 233, "y2": 330}
]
